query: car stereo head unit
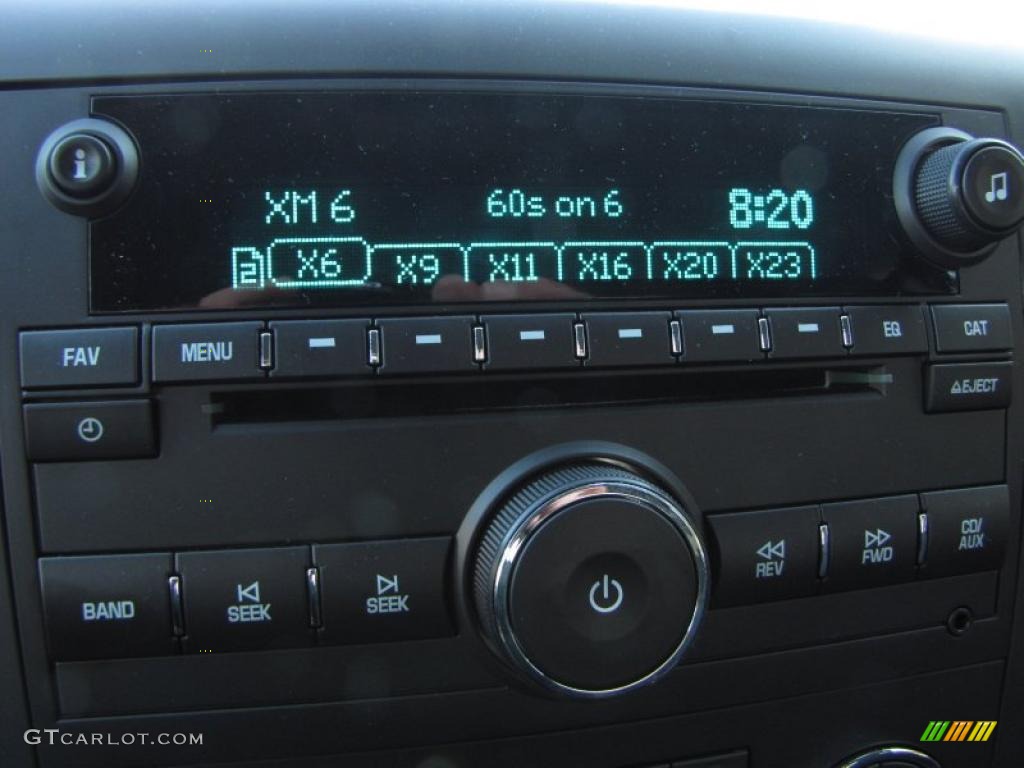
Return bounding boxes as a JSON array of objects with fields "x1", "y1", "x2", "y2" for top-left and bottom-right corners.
[
  {"x1": 76, "y1": 92, "x2": 972, "y2": 313},
  {"x1": 7, "y1": 74, "x2": 1024, "y2": 768}
]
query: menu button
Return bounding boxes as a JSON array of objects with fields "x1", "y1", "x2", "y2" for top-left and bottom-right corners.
[{"x1": 153, "y1": 322, "x2": 263, "y2": 382}]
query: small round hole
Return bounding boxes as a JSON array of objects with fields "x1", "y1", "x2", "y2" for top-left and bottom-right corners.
[{"x1": 947, "y1": 606, "x2": 973, "y2": 636}]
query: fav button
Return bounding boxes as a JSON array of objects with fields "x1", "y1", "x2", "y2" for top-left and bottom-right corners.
[
  {"x1": 706, "y1": 506, "x2": 821, "y2": 607},
  {"x1": 20, "y1": 327, "x2": 138, "y2": 389},
  {"x1": 314, "y1": 537, "x2": 452, "y2": 644},
  {"x1": 920, "y1": 485, "x2": 1009, "y2": 577},
  {"x1": 23, "y1": 400, "x2": 156, "y2": 461},
  {"x1": 821, "y1": 495, "x2": 919, "y2": 591},
  {"x1": 39, "y1": 553, "x2": 175, "y2": 660},
  {"x1": 176, "y1": 547, "x2": 312, "y2": 653},
  {"x1": 845, "y1": 305, "x2": 928, "y2": 356},
  {"x1": 153, "y1": 322, "x2": 263, "y2": 382},
  {"x1": 931, "y1": 303, "x2": 1012, "y2": 352}
]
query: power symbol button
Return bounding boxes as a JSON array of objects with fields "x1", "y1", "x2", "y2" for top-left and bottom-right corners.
[{"x1": 588, "y1": 574, "x2": 624, "y2": 614}]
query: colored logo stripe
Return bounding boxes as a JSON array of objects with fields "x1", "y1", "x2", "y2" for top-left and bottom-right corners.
[
  {"x1": 944, "y1": 721, "x2": 973, "y2": 741},
  {"x1": 921, "y1": 721, "x2": 950, "y2": 741},
  {"x1": 968, "y1": 721, "x2": 998, "y2": 742},
  {"x1": 923, "y1": 720, "x2": 997, "y2": 742}
]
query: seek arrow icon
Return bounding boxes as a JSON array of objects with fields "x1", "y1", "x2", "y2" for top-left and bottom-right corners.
[
  {"x1": 756, "y1": 540, "x2": 786, "y2": 560},
  {"x1": 376, "y1": 574, "x2": 399, "y2": 596},
  {"x1": 864, "y1": 529, "x2": 892, "y2": 548}
]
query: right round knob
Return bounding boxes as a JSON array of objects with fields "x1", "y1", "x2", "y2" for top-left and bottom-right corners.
[{"x1": 894, "y1": 126, "x2": 1024, "y2": 268}]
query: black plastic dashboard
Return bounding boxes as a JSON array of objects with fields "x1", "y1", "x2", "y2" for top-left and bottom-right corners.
[{"x1": 1, "y1": 3, "x2": 1024, "y2": 768}]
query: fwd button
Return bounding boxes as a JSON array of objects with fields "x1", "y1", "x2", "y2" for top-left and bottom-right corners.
[{"x1": 821, "y1": 495, "x2": 918, "y2": 591}]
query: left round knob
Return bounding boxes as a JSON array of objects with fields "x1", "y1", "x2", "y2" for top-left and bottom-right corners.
[
  {"x1": 471, "y1": 463, "x2": 708, "y2": 698},
  {"x1": 36, "y1": 118, "x2": 139, "y2": 217}
]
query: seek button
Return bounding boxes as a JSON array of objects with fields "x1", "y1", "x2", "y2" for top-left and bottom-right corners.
[{"x1": 314, "y1": 538, "x2": 453, "y2": 644}]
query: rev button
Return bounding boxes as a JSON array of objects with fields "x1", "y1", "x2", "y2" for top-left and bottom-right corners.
[
  {"x1": 707, "y1": 506, "x2": 821, "y2": 607},
  {"x1": 153, "y1": 322, "x2": 263, "y2": 382}
]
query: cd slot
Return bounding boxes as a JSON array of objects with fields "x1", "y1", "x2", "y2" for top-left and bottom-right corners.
[{"x1": 210, "y1": 365, "x2": 887, "y2": 425}]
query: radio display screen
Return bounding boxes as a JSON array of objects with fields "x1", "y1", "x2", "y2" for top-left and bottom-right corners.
[{"x1": 90, "y1": 91, "x2": 953, "y2": 312}]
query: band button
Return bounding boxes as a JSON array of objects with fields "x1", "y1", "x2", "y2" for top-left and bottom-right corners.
[{"x1": 39, "y1": 553, "x2": 175, "y2": 661}]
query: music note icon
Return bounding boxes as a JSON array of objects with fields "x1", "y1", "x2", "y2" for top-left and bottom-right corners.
[{"x1": 985, "y1": 171, "x2": 1009, "y2": 203}]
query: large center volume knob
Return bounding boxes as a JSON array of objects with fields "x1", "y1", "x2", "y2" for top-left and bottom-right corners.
[{"x1": 471, "y1": 463, "x2": 708, "y2": 698}]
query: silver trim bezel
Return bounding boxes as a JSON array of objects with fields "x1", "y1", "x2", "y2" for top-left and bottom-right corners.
[
  {"x1": 490, "y1": 478, "x2": 709, "y2": 699},
  {"x1": 836, "y1": 746, "x2": 940, "y2": 768}
]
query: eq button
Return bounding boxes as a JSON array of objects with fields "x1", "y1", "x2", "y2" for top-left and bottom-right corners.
[{"x1": 845, "y1": 305, "x2": 928, "y2": 356}]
